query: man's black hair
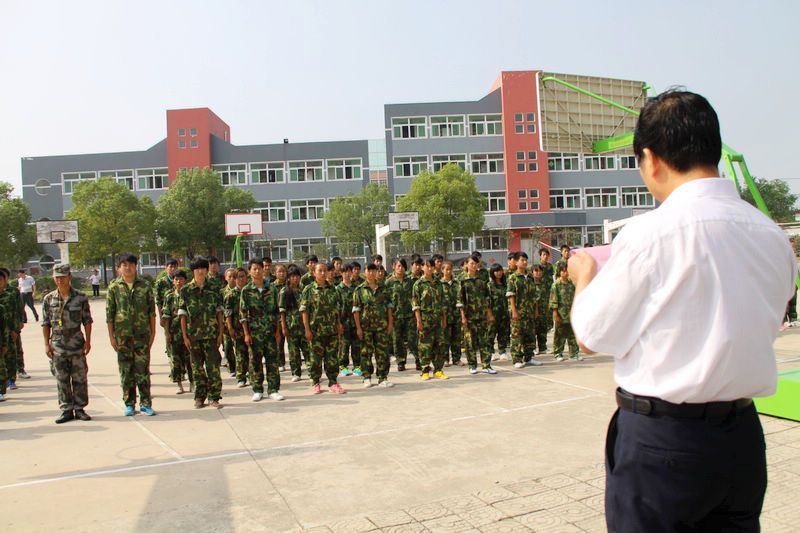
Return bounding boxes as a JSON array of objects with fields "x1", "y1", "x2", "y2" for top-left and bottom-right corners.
[
  {"x1": 247, "y1": 258, "x2": 263, "y2": 270},
  {"x1": 507, "y1": 252, "x2": 516, "y2": 260},
  {"x1": 372, "y1": 254, "x2": 383, "y2": 262},
  {"x1": 326, "y1": 261, "x2": 336, "y2": 271},
  {"x1": 118, "y1": 253, "x2": 138, "y2": 266},
  {"x1": 351, "y1": 261, "x2": 361, "y2": 270},
  {"x1": 557, "y1": 263, "x2": 568, "y2": 274},
  {"x1": 560, "y1": 244, "x2": 570, "y2": 252},
  {"x1": 332, "y1": 256, "x2": 342, "y2": 263},
  {"x1": 514, "y1": 251, "x2": 528, "y2": 260},
  {"x1": 173, "y1": 270, "x2": 187, "y2": 280},
  {"x1": 0, "y1": 268, "x2": 8, "y2": 279},
  {"x1": 433, "y1": 254, "x2": 443, "y2": 261},
  {"x1": 393, "y1": 257, "x2": 407, "y2": 270},
  {"x1": 166, "y1": 258, "x2": 178, "y2": 267},
  {"x1": 262, "y1": 256, "x2": 272, "y2": 264},
  {"x1": 472, "y1": 251, "x2": 482, "y2": 258},
  {"x1": 410, "y1": 253, "x2": 421, "y2": 262},
  {"x1": 539, "y1": 248, "x2": 550, "y2": 256},
  {"x1": 633, "y1": 90, "x2": 721, "y2": 173},
  {"x1": 365, "y1": 263, "x2": 378, "y2": 271},
  {"x1": 207, "y1": 256, "x2": 220, "y2": 264},
  {"x1": 469, "y1": 252, "x2": 481, "y2": 264},
  {"x1": 190, "y1": 257, "x2": 209, "y2": 271},
  {"x1": 424, "y1": 257, "x2": 436, "y2": 267},
  {"x1": 305, "y1": 255, "x2": 318, "y2": 265},
  {"x1": 236, "y1": 267, "x2": 247, "y2": 275},
  {"x1": 18, "y1": 269, "x2": 25, "y2": 274},
  {"x1": 412, "y1": 257, "x2": 423, "y2": 266},
  {"x1": 341, "y1": 262, "x2": 354, "y2": 272},
  {"x1": 532, "y1": 264, "x2": 543, "y2": 272},
  {"x1": 287, "y1": 265, "x2": 302, "y2": 277}
]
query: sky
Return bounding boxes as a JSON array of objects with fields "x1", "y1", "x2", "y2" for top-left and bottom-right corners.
[{"x1": 1, "y1": 0, "x2": 799, "y2": 199}]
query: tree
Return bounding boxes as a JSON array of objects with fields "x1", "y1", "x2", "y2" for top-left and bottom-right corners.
[
  {"x1": 396, "y1": 164, "x2": 485, "y2": 259},
  {"x1": 155, "y1": 168, "x2": 257, "y2": 258},
  {"x1": 0, "y1": 182, "x2": 42, "y2": 267},
  {"x1": 321, "y1": 183, "x2": 392, "y2": 259},
  {"x1": 741, "y1": 177, "x2": 798, "y2": 223},
  {"x1": 66, "y1": 177, "x2": 156, "y2": 268}
]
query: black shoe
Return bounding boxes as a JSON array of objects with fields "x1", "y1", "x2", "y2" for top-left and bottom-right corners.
[
  {"x1": 74, "y1": 409, "x2": 92, "y2": 421},
  {"x1": 415, "y1": 363, "x2": 422, "y2": 371},
  {"x1": 55, "y1": 410, "x2": 75, "y2": 424},
  {"x1": 397, "y1": 364, "x2": 406, "y2": 372}
]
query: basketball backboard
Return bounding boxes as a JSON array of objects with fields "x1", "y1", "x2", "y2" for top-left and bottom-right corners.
[
  {"x1": 36, "y1": 220, "x2": 79, "y2": 244},
  {"x1": 225, "y1": 213, "x2": 263, "y2": 236},
  {"x1": 388, "y1": 212, "x2": 420, "y2": 232}
]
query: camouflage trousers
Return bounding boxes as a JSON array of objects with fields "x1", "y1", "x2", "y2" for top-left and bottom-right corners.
[
  {"x1": 168, "y1": 338, "x2": 193, "y2": 383},
  {"x1": 115, "y1": 336, "x2": 152, "y2": 407},
  {"x1": 223, "y1": 330, "x2": 236, "y2": 370},
  {"x1": 249, "y1": 336, "x2": 280, "y2": 394},
  {"x1": 418, "y1": 320, "x2": 445, "y2": 372},
  {"x1": 553, "y1": 322, "x2": 579, "y2": 357},
  {"x1": 230, "y1": 333, "x2": 249, "y2": 382},
  {"x1": 5, "y1": 333, "x2": 20, "y2": 381},
  {"x1": 360, "y1": 328, "x2": 390, "y2": 381},
  {"x1": 534, "y1": 315, "x2": 549, "y2": 354},
  {"x1": 0, "y1": 345, "x2": 7, "y2": 394},
  {"x1": 393, "y1": 315, "x2": 418, "y2": 366},
  {"x1": 464, "y1": 319, "x2": 492, "y2": 368},
  {"x1": 443, "y1": 320, "x2": 461, "y2": 364},
  {"x1": 309, "y1": 334, "x2": 339, "y2": 386},
  {"x1": 16, "y1": 333, "x2": 25, "y2": 373},
  {"x1": 276, "y1": 332, "x2": 286, "y2": 368},
  {"x1": 189, "y1": 338, "x2": 222, "y2": 402},
  {"x1": 286, "y1": 330, "x2": 309, "y2": 378},
  {"x1": 510, "y1": 317, "x2": 536, "y2": 364},
  {"x1": 339, "y1": 322, "x2": 361, "y2": 369},
  {"x1": 54, "y1": 354, "x2": 88, "y2": 411},
  {"x1": 487, "y1": 312, "x2": 510, "y2": 352}
]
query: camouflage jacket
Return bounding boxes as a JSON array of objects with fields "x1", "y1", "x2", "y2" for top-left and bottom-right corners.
[
  {"x1": 106, "y1": 277, "x2": 154, "y2": 340},
  {"x1": 299, "y1": 281, "x2": 339, "y2": 337},
  {"x1": 300, "y1": 271, "x2": 315, "y2": 289},
  {"x1": 0, "y1": 301, "x2": 6, "y2": 348},
  {"x1": 153, "y1": 273, "x2": 174, "y2": 310},
  {"x1": 223, "y1": 286, "x2": 243, "y2": 334},
  {"x1": 178, "y1": 279, "x2": 223, "y2": 340},
  {"x1": 278, "y1": 285, "x2": 304, "y2": 335},
  {"x1": 506, "y1": 272, "x2": 537, "y2": 319},
  {"x1": 550, "y1": 279, "x2": 576, "y2": 323},
  {"x1": 0, "y1": 285, "x2": 24, "y2": 332},
  {"x1": 272, "y1": 280, "x2": 286, "y2": 293},
  {"x1": 532, "y1": 278, "x2": 551, "y2": 315},
  {"x1": 238, "y1": 281, "x2": 280, "y2": 339},
  {"x1": 42, "y1": 287, "x2": 92, "y2": 357},
  {"x1": 352, "y1": 282, "x2": 392, "y2": 331},
  {"x1": 439, "y1": 278, "x2": 460, "y2": 324},
  {"x1": 387, "y1": 276, "x2": 415, "y2": 318},
  {"x1": 412, "y1": 277, "x2": 444, "y2": 324},
  {"x1": 206, "y1": 274, "x2": 225, "y2": 296},
  {"x1": 458, "y1": 276, "x2": 490, "y2": 321},
  {"x1": 553, "y1": 259, "x2": 568, "y2": 281},
  {"x1": 476, "y1": 267, "x2": 490, "y2": 284},
  {"x1": 160, "y1": 289, "x2": 184, "y2": 338},
  {"x1": 336, "y1": 282, "x2": 357, "y2": 326},
  {"x1": 537, "y1": 261, "x2": 555, "y2": 285},
  {"x1": 487, "y1": 280, "x2": 509, "y2": 317}
]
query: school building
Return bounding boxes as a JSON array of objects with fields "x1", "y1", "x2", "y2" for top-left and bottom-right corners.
[{"x1": 20, "y1": 70, "x2": 653, "y2": 273}]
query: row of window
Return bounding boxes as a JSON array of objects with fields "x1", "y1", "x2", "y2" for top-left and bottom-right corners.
[
  {"x1": 394, "y1": 153, "x2": 536, "y2": 177},
  {"x1": 61, "y1": 168, "x2": 169, "y2": 194},
  {"x1": 548, "y1": 153, "x2": 639, "y2": 172},
  {"x1": 391, "y1": 113, "x2": 537, "y2": 139},
  {"x1": 549, "y1": 186, "x2": 654, "y2": 210}
]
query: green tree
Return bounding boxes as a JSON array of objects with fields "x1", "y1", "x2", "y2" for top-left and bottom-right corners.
[
  {"x1": 155, "y1": 168, "x2": 256, "y2": 258},
  {"x1": 0, "y1": 182, "x2": 42, "y2": 267},
  {"x1": 741, "y1": 177, "x2": 798, "y2": 223},
  {"x1": 66, "y1": 177, "x2": 156, "y2": 267},
  {"x1": 321, "y1": 183, "x2": 392, "y2": 258},
  {"x1": 396, "y1": 164, "x2": 485, "y2": 259}
]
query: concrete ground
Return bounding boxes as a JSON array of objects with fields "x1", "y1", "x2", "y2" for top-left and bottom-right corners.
[{"x1": 2, "y1": 299, "x2": 799, "y2": 532}]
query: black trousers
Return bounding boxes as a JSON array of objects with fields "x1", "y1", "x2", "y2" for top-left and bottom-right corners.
[
  {"x1": 22, "y1": 292, "x2": 38, "y2": 320},
  {"x1": 92, "y1": 284, "x2": 100, "y2": 297},
  {"x1": 605, "y1": 404, "x2": 766, "y2": 532}
]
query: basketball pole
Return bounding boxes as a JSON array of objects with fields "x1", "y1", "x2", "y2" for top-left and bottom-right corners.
[
  {"x1": 375, "y1": 224, "x2": 392, "y2": 259},
  {"x1": 232, "y1": 235, "x2": 243, "y2": 268},
  {"x1": 57, "y1": 242, "x2": 70, "y2": 265}
]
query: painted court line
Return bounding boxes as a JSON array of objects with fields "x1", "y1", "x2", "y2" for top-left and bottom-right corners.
[
  {"x1": 503, "y1": 365, "x2": 610, "y2": 394},
  {"x1": 0, "y1": 392, "x2": 601, "y2": 491}
]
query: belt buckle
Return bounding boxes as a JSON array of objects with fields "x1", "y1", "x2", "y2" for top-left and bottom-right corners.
[{"x1": 632, "y1": 396, "x2": 652, "y2": 415}]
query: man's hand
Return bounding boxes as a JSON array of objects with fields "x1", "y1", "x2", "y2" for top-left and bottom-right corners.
[
  {"x1": 244, "y1": 332, "x2": 252, "y2": 346},
  {"x1": 282, "y1": 324, "x2": 289, "y2": 337},
  {"x1": 216, "y1": 332, "x2": 223, "y2": 348},
  {"x1": 183, "y1": 336, "x2": 192, "y2": 352},
  {"x1": 567, "y1": 251, "x2": 598, "y2": 288},
  {"x1": 10, "y1": 331, "x2": 18, "y2": 341},
  {"x1": 110, "y1": 337, "x2": 118, "y2": 351},
  {"x1": 304, "y1": 328, "x2": 313, "y2": 342},
  {"x1": 554, "y1": 311, "x2": 561, "y2": 325},
  {"x1": 45, "y1": 344, "x2": 54, "y2": 359},
  {"x1": 386, "y1": 324, "x2": 392, "y2": 336},
  {"x1": 356, "y1": 326, "x2": 363, "y2": 340},
  {"x1": 511, "y1": 310, "x2": 520, "y2": 321},
  {"x1": 461, "y1": 316, "x2": 468, "y2": 328},
  {"x1": 83, "y1": 342, "x2": 91, "y2": 356},
  {"x1": 416, "y1": 319, "x2": 423, "y2": 332}
]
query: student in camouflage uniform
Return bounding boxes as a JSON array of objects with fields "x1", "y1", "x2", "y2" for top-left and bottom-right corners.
[
  {"x1": 162, "y1": 270, "x2": 193, "y2": 393},
  {"x1": 225, "y1": 268, "x2": 249, "y2": 387},
  {"x1": 459, "y1": 253, "x2": 496, "y2": 374},
  {"x1": 505, "y1": 252, "x2": 517, "y2": 279},
  {"x1": 240, "y1": 258, "x2": 283, "y2": 401},
  {"x1": 487, "y1": 264, "x2": 510, "y2": 358},
  {"x1": 353, "y1": 264, "x2": 394, "y2": 387},
  {"x1": 206, "y1": 256, "x2": 225, "y2": 294},
  {"x1": 106, "y1": 254, "x2": 157, "y2": 416},
  {"x1": 336, "y1": 263, "x2": 361, "y2": 376},
  {"x1": 440, "y1": 261, "x2": 462, "y2": 366},
  {"x1": 272, "y1": 263, "x2": 288, "y2": 370},
  {"x1": 331, "y1": 257, "x2": 343, "y2": 286},
  {"x1": 42, "y1": 264, "x2": 93, "y2": 423},
  {"x1": 387, "y1": 258, "x2": 417, "y2": 372},
  {"x1": 279, "y1": 266, "x2": 309, "y2": 382},
  {"x1": 0, "y1": 267, "x2": 24, "y2": 389},
  {"x1": 550, "y1": 263, "x2": 581, "y2": 361},
  {"x1": 221, "y1": 268, "x2": 238, "y2": 374},
  {"x1": 507, "y1": 251, "x2": 542, "y2": 368},
  {"x1": 261, "y1": 256, "x2": 274, "y2": 284},
  {"x1": 300, "y1": 262, "x2": 346, "y2": 394},
  {"x1": 531, "y1": 265, "x2": 551, "y2": 355},
  {"x1": 413, "y1": 258, "x2": 448, "y2": 379},
  {"x1": 300, "y1": 255, "x2": 318, "y2": 288},
  {"x1": 0, "y1": 271, "x2": 8, "y2": 401},
  {"x1": 553, "y1": 245, "x2": 570, "y2": 282},
  {"x1": 179, "y1": 257, "x2": 225, "y2": 409},
  {"x1": 154, "y1": 259, "x2": 179, "y2": 317},
  {"x1": 537, "y1": 248, "x2": 556, "y2": 332},
  {"x1": 472, "y1": 251, "x2": 490, "y2": 284}
]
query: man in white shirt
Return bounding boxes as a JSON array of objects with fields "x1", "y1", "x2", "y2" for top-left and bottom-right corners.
[
  {"x1": 569, "y1": 91, "x2": 797, "y2": 532},
  {"x1": 17, "y1": 270, "x2": 38, "y2": 322},
  {"x1": 88, "y1": 270, "x2": 101, "y2": 298}
]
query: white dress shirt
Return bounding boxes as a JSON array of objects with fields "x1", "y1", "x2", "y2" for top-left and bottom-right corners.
[
  {"x1": 572, "y1": 177, "x2": 797, "y2": 403},
  {"x1": 18, "y1": 275, "x2": 35, "y2": 293}
]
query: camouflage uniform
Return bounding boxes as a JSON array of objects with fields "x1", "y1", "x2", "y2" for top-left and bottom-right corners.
[
  {"x1": 273, "y1": 280, "x2": 287, "y2": 369},
  {"x1": 0, "y1": 286, "x2": 23, "y2": 382},
  {"x1": 458, "y1": 276, "x2": 493, "y2": 369},
  {"x1": 353, "y1": 283, "x2": 393, "y2": 382},
  {"x1": 223, "y1": 285, "x2": 248, "y2": 382},
  {"x1": 239, "y1": 281, "x2": 281, "y2": 394},
  {"x1": 440, "y1": 277, "x2": 462, "y2": 365},
  {"x1": 42, "y1": 287, "x2": 92, "y2": 411},
  {"x1": 178, "y1": 279, "x2": 223, "y2": 403},
  {"x1": 550, "y1": 279, "x2": 579, "y2": 357},
  {"x1": 0, "y1": 302, "x2": 7, "y2": 394},
  {"x1": 206, "y1": 273, "x2": 225, "y2": 295},
  {"x1": 336, "y1": 281, "x2": 361, "y2": 370},
  {"x1": 106, "y1": 277, "x2": 155, "y2": 407},
  {"x1": 538, "y1": 261, "x2": 556, "y2": 330},
  {"x1": 507, "y1": 271, "x2": 537, "y2": 364},
  {"x1": 300, "y1": 271, "x2": 315, "y2": 289},
  {"x1": 162, "y1": 289, "x2": 193, "y2": 383},
  {"x1": 532, "y1": 278, "x2": 551, "y2": 354},
  {"x1": 221, "y1": 285, "x2": 237, "y2": 370},
  {"x1": 476, "y1": 266, "x2": 490, "y2": 284},
  {"x1": 553, "y1": 259, "x2": 567, "y2": 282},
  {"x1": 487, "y1": 280, "x2": 510, "y2": 354},
  {"x1": 412, "y1": 277, "x2": 445, "y2": 372},
  {"x1": 387, "y1": 276, "x2": 417, "y2": 369},
  {"x1": 153, "y1": 273, "x2": 174, "y2": 312},
  {"x1": 299, "y1": 281, "x2": 340, "y2": 386},
  {"x1": 279, "y1": 285, "x2": 309, "y2": 378}
]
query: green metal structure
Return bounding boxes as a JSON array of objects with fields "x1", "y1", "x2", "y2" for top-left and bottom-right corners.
[{"x1": 231, "y1": 235, "x2": 244, "y2": 268}]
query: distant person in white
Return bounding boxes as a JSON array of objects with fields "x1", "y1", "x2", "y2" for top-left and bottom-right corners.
[
  {"x1": 88, "y1": 270, "x2": 101, "y2": 297},
  {"x1": 568, "y1": 90, "x2": 797, "y2": 532},
  {"x1": 17, "y1": 270, "x2": 38, "y2": 322}
]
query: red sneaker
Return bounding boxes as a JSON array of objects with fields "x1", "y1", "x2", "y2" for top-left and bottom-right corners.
[
  {"x1": 311, "y1": 383, "x2": 322, "y2": 394},
  {"x1": 329, "y1": 384, "x2": 347, "y2": 394}
]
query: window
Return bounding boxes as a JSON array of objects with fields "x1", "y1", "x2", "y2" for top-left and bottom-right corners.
[
  {"x1": 517, "y1": 163, "x2": 526, "y2": 172},
  {"x1": 62, "y1": 171, "x2": 96, "y2": 194},
  {"x1": 327, "y1": 158, "x2": 362, "y2": 180},
  {"x1": 515, "y1": 124, "x2": 524, "y2": 134},
  {"x1": 528, "y1": 151, "x2": 537, "y2": 160},
  {"x1": 291, "y1": 237, "x2": 326, "y2": 258},
  {"x1": 430, "y1": 115, "x2": 465, "y2": 137},
  {"x1": 178, "y1": 128, "x2": 186, "y2": 136},
  {"x1": 178, "y1": 140, "x2": 186, "y2": 148},
  {"x1": 529, "y1": 189, "x2": 539, "y2": 198},
  {"x1": 212, "y1": 164, "x2": 247, "y2": 186},
  {"x1": 474, "y1": 230, "x2": 508, "y2": 251},
  {"x1": 140, "y1": 253, "x2": 172, "y2": 268},
  {"x1": 516, "y1": 151, "x2": 525, "y2": 160},
  {"x1": 260, "y1": 240, "x2": 288, "y2": 261},
  {"x1": 621, "y1": 186, "x2": 655, "y2": 207},
  {"x1": 526, "y1": 124, "x2": 536, "y2": 133},
  {"x1": 251, "y1": 162, "x2": 285, "y2": 183},
  {"x1": 481, "y1": 191, "x2": 506, "y2": 213},
  {"x1": 528, "y1": 162, "x2": 537, "y2": 172},
  {"x1": 550, "y1": 188, "x2": 581, "y2": 209},
  {"x1": 584, "y1": 155, "x2": 616, "y2": 170},
  {"x1": 288, "y1": 160, "x2": 323, "y2": 182},
  {"x1": 620, "y1": 155, "x2": 639, "y2": 169},
  {"x1": 432, "y1": 154, "x2": 466, "y2": 172},
  {"x1": 585, "y1": 187, "x2": 619, "y2": 208},
  {"x1": 189, "y1": 127, "x2": 197, "y2": 136},
  {"x1": 518, "y1": 202, "x2": 527, "y2": 210},
  {"x1": 394, "y1": 156, "x2": 428, "y2": 178},
  {"x1": 526, "y1": 112, "x2": 536, "y2": 122},
  {"x1": 329, "y1": 239, "x2": 365, "y2": 259},
  {"x1": 515, "y1": 112, "x2": 536, "y2": 134},
  {"x1": 468, "y1": 114, "x2": 502, "y2": 136},
  {"x1": 470, "y1": 153, "x2": 504, "y2": 174},
  {"x1": 451, "y1": 237, "x2": 470, "y2": 253},
  {"x1": 190, "y1": 139, "x2": 198, "y2": 148},
  {"x1": 290, "y1": 199, "x2": 325, "y2": 220},
  {"x1": 392, "y1": 117, "x2": 426, "y2": 139},
  {"x1": 136, "y1": 168, "x2": 168, "y2": 190},
  {"x1": 518, "y1": 190, "x2": 527, "y2": 199},
  {"x1": 548, "y1": 153, "x2": 580, "y2": 171},
  {"x1": 99, "y1": 170, "x2": 134, "y2": 190},
  {"x1": 255, "y1": 200, "x2": 286, "y2": 223},
  {"x1": 514, "y1": 113, "x2": 523, "y2": 122}
]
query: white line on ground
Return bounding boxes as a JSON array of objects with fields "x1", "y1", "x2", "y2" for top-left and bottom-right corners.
[{"x1": 503, "y1": 365, "x2": 611, "y2": 394}]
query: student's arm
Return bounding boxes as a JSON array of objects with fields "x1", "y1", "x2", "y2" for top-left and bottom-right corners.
[
  {"x1": 216, "y1": 311, "x2": 224, "y2": 347},
  {"x1": 43, "y1": 324, "x2": 53, "y2": 358},
  {"x1": 387, "y1": 306, "x2": 393, "y2": 336}
]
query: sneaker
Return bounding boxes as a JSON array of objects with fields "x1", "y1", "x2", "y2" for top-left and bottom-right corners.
[
  {"x1": 352, "y1": 367, "x2": 363, "y2": 376},
  {"x1": 268, "y1": 392, "x2": 285, "y2": 401},
  {"x1": 329, "y1": 384, "x2": 346, "y2": 394},
  {"x1": 237, "y1": 380, "x2": 247, "y2": 388},
  {"x1": 278, "y1": 366, "x2": 286, "y2": 372},
  {"x1": 454, "y1": 361, "x2": 465, "y2": 367},
  {"x1": 311, "y1": 383, "x2": 322, "y2": 394},
  {"x1": 443, "y1": 362, "x2": 451, "y2": 367},
  {"x1": 0, "y1": 393, "x2": 5, "y2": 401},
  {"x1": 421, "y1": 372, "x2": 431, "y2": 380},
  {"x1": 74, "y1": 409, "x2": 92, "y2": 421},
  {"x1": 433, "y1": 371, "x2": 449, "y2": 380},
  {"x1": 140, "y1": 406, "x2": 157, "y2": 416},
  {"x1": 378, "y1": 380, "x2": 394, "y2": 388},
  {"x1": 228, "y1": 372, "x2": 236, "y2": 377},
  {"x1": 555, "y1": 355, "x2": 564, "y2": 362},
  {"x1": 483, "y1": 366, "x2": 497, "y2": 375},
  {"x1": 252, "y1": 392, "x2": 263, "y2": 402},
  {"x1": 469, "y1": 367, "x2": 478, "y2": 375},
  {"x1": 124, "y1": 405, "x2": 135, "y2": 416},
  {"x1": 189, "y1": 382, "x2": 194, "y2": 392},
  {"x1": 194, "y1": 399, "x2": 205, "y2": 409},
  {"x1": 291, "y1": 375, "x2": 301, "y2": 383},
  {"x1": 528, "y1": 358, "x2": 543, "y2": 366},
  {"x1": 210, "y1": 400, "x2": 223, "y2": 409},
  {"x1": 18, "y1": 370, "x2": 30, "y2": 379},
  {"x1": 7, "y1": 381, "x2": 16, "y2": 390},
  {"x1": 513, "y1": 362, "x2": 525, "y2": 369},
  {"x1": 363, "y1": 377, "x2": 373, "y2": 388},
  {"x1": 176, "y1": 383, "x2": 185, "y2": 394},
  {"x1": 570, "y1": 354, "x2": 584, "y2": 361},
  {"x1": 340, "y1": 366, "x2": 352, "y2": 376},
  {"x1": 55, "y1": 410, "x2": 74, "y2": 424}
]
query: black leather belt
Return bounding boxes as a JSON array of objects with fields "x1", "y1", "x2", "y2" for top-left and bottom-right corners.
[{"x1": 616, "y1": 387, "x2": 752, "y2": 419}]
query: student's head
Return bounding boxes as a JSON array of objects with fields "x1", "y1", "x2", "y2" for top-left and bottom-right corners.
[
  {"x1": 274, "y1": 263, "x2": 287, "y2": 283},
  {"x1": 332, "y1": 257, "x2": 342, "y2": 272},
  {"x1": 325, "y1": 262, "x2": 336, "y2": 281},
  {"x1": 117, "y1": 253, "x2": 138, "y2": 278},
  {"x1": 224, "y1": 268, "x2": 236, "y2": 286},
  {"x1": 411, "y1": 258, "x2": 423, "y2": 275},
  {"x1": 18, "y1": 270, "x2": 25, "y2": 278},
  {"x1": 305, "y1": 254, "x2": 318, "y2": 268},
  {"x1": 514, "y1": 251, "x2": 529, "y2": 271},
  {"x1": 410, "y1": 253, "x2": 421, "y2": 264},
  {"x1": 313, "y1": 261, "x2": 328, "y2": 283},
  {"x1": 262, "y1": 256, "x2": 272, "y2": 276},
  {"x1": 173, "y1": 269, "x2": 187, "y2": 289},
  {"x1": 442, "y1": 261, "x2": 453, "y2": 279},
  {"x1": 207, "y1": 256, "x2": 220, "y2": 274},
  {"x1": 392, "y1": 257, "x2": 407, "y2": 277},
  {"x1": 422, "y1": 257, "x2": 436, "y2": 277},
  {"x1": 376, "y1": 265, "x2": 386, "y2": 281},
  {"x1": 365, "y1": 262, "x2": 378, "y2": 282},
  {"x1": 351, "y1": 261, "x2": 361, "y2": 277},
  {"x1": 532, "y1": 264, "x2": 543, "y2": 280},
  {"x1": 165, "y1": 258, "x2": 178, "y2": 276},
  {"x1": 247, "y1": 258, "x2": 263, "y2": 280},
  {"x1": 507, "y1": 252, "x2": 517, "y2": 270},
  {"x1": 433, "y1": 254, "x2": 443, "y2": 270},
  {"x1": 490, "y1": 263, "x2": 505, "y2": 283},
  {"x1": 341, "y1": 262, "x2": 354, "y2": 281},
  {"x1": 372, "y1": 254, "x2": 383, "y2": 266},
  {"x1": 235, "y1": 267, "x2": 248, "y2": 288},
  {"x1": 466, "y1": 253, "x2": 481, "y2": 275},
  {"x1": 287, "y1": 265, "x2": 302, "y2": 286},
  {"x1": 560, "y1": 245, "x2": 570, "y2": 257},
  {"x1": 190, "y1": 257, "x2": 209, "y2": 281},
  {"x1": 539, "y1": 248, "x2": 550, "y2": 262},
  {"x1": 557, "y1": 262, "x2": 569, "y2": 279}
]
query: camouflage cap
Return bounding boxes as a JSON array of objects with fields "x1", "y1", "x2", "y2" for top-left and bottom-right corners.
[{"x1": 53, "y1": 264, "x2": 71, "y2": 277}]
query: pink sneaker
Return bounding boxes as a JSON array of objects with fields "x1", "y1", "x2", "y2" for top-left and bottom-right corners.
[
  {"x1": 311, "y1": 383, "x2": 322, "y2": 394},
  {"x1": 329, "y1": 384, "x2": 347, "y2": 394}
]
